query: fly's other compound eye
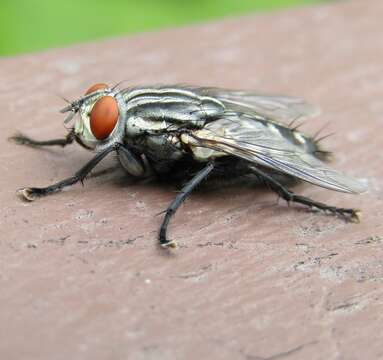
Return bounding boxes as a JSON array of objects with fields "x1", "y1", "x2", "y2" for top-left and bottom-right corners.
[
  {"x1": 90, "y1": 96, "x2": 119, "y2": 140},
  {"x1": 85, "y1": 83, "x2": 109, "y2": 95}
]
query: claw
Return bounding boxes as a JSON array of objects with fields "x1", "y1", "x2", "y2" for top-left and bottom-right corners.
[
  {"x1": 350, "y1": 209, "x2": 362, "y2": 223},
  {"x1": 17, "y1": 188, "x2": 38, "y2": 201},
  {"x1": 337, "y1": 208, "x2": 361, "y2": 223},
  {"x1": 161, "y1": 240, "x2": 177, "y2": 249},
  {"x1": 8, "y1": 134, "x2": 28, "y2": 145}
]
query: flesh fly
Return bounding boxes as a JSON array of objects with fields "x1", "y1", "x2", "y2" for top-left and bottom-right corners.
[{"x1": 10, "y1": 83, "x2": 366, "y2": 248}]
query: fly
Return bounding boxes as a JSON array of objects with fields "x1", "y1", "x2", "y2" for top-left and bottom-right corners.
[{"x1": 10, "y1": 83, "x2": 367, "y2": 248}]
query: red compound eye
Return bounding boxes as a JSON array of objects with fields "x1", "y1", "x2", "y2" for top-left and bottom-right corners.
[
  {"x1": 85, "y1": 83, "x2": 109, "y2": 95},
  {"x1": 89, "y1": 96, "x2": 119, "y2": 140}
]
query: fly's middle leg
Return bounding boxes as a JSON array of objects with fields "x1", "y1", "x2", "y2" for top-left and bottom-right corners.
[
  {"x1": 249, "y1": 166, "x2": 361, "y2": 222},
  {"x1": 17, "y1": 143, "x2": 121, "y2": 201},
  {"x1": 159, "y1": 161, "x2": 215, "y2": 248},
  {"x1": 9, "y1": 129, "x2": 75, "y2": 148}
]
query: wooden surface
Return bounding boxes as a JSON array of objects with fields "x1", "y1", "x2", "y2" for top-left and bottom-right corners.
[{"x1": 1, "y1": 1, "x2": 382, "y2": 359}]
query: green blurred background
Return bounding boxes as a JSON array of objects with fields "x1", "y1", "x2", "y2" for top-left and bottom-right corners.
[{"x1": 0, "y1": 0, "x2": 323, "y2": 56}]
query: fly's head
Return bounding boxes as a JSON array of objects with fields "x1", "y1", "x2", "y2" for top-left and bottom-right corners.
[{"x1": 61, "y1": 83, "x2": 126, "y2": 150}]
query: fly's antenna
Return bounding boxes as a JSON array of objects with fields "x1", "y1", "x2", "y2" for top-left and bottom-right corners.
[
  {"x1": 59, "y1": 96, "x2": 84, "y2": 125},
  {"x1": 60, "y1": 101, "x2": 78, "y2": 125},
  {"x1": 53, "y1": 93, "x2": 78, "y2": 126},
  {"x1": 63, "y1": 111, "x2": 76, "y2": 126}
]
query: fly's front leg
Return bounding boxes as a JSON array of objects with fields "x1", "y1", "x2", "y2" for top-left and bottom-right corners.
[
  {"x1": 18, "y1": 143, "x2": 121, "y2": 201},
  {"x1": 159, "y1": 161, "x2": 215, "y2": 248},
  {"x1": 249, "y1": 166, "x2": 361, "y2": 222},
  {"x1": 9, "y1": 129, "x2": 75, "y2": 148}
]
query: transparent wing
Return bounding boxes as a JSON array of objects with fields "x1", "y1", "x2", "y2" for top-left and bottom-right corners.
[
  {"x1": 197, "y1": 87, "x2": 320, "y2": 123},
  {"x1": 190, "y1": 113, "x2": 366, "y2": 194}
]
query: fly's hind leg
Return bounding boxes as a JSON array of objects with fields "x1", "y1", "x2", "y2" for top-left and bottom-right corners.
[
  {"x1": 159, "y1": 161, "x2": 215, "y2": 248},
  {"x1": 9, "y1": 129, "x2": 75, "y2": 148},
  {"x1": 18, "y1": 143, "x2": 121, "y2": 201},
  {"x1": 249, "y1": 166, "x2": 361, "y2": 223}
]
